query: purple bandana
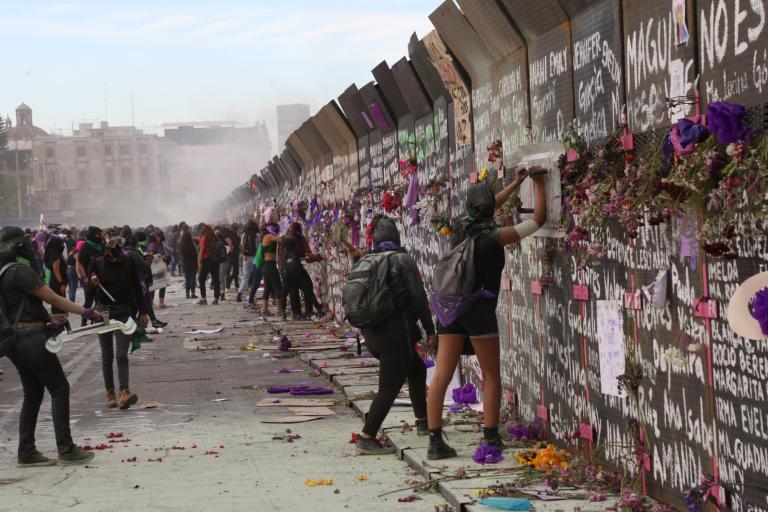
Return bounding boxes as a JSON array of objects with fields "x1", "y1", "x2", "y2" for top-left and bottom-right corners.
[
  {"x1": 750, "y1": 287, "x2": 768, "y2": 335},
  {"x1": 374, "y1": 241, "x2": 400, "y2": 251}
]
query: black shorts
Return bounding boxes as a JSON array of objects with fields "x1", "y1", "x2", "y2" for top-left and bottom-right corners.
[{"x1": 436, "y1": 298, "x2": 499, "y2": 338}]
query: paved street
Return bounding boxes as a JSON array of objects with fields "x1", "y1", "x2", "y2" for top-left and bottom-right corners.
[{"x1": 0, "y1": 277, "x2": 446, "y2": 512}]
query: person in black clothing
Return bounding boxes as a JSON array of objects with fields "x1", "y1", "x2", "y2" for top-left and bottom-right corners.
[
  {"x1": 62, "y1": 229, "x2": 79, "y2": 302},
  {"x1": 0, "y1": 226, "x2": 101, "y2": 467},
  {"x1": 281, "y1": 222, "x2": 323, "y2": 320},
  {"x1": 344, "y1": 216, "x2": 437, "y2": 455},
  {"x1": 426, "y1": 168, "x2": 547, "y2": 460},
  {"x1": 89, "y1": 231, "x2": 150, "y2": 410},
  {"x1": 75, "y1": 226, "x2": 103, "y2": 326},
  {"x1": 226, "y1": 223, "x2": 240, "y2": 291},
  {"x1": 178, "y1": 223, "x2": 198, "y2": 299},
  {"x1": 43, "y1": 237, "x2": 67, "y2": 314}
]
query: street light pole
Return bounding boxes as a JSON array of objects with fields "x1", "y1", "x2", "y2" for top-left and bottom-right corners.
[{"x1": 13, "y1": 135, "x2": 23, "y2": 220}]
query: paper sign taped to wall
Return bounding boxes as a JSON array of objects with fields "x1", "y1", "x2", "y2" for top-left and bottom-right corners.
[{"x1": 596, "y1": 300, "x2": 626, "y2": 397}]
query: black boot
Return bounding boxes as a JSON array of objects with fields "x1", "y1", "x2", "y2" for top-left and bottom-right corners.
[
  {"x1": 427, "y1": 429, "x2": 457, "y2": 460},
  {"x1": 236, "y1": 293, "x2": 243, "y2": 302},
  {"x1": 483, "y1": 426, "x2": 505, "y2": 449}
]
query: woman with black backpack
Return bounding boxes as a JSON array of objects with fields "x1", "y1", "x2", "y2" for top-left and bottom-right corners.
[
  {"x1": 0, "y1": 226, "x2": 102, "y2": 467},
  {"x1": 344, "y1": 215, "x2": 437, "y2": 455},
  {"x1": 425, "y1": 168, "x2": 547, "y2": 460}
]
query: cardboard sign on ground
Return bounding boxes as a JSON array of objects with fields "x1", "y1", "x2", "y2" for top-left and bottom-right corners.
[{"x1": 260, "y1": 416, "x2": 323, "y2": 424}]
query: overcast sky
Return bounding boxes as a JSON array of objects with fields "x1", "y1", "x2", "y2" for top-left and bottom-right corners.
[{"x1": 2, "y1": 0, "x2": 436, "y2": 149}]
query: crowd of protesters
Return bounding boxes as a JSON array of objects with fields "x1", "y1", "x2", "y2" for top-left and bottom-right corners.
[{"x1": 1, "y1": 167, "x2": 547, "y2": 468}]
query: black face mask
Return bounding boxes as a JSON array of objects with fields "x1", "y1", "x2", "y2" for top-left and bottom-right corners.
[
  {"x1": 106, "y1": 246, "x2": 122, "y2": 261},
  {"x1": 17, "y1": 239, "x2": 37, "y2": 262}
]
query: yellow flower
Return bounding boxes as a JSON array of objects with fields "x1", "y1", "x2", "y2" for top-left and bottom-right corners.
[
  {"x1": 358, "y1": 474, "x2": 367, "y2": 481},
  {"x1": 479, "y1": 167, "x2": 488, "y2": 182},
  {"x1": 440, "y1": 227, "x2": 452, "y2": 236},
  {"x1": 305, "y1": 479, "x2": 334, "y2": 487}
]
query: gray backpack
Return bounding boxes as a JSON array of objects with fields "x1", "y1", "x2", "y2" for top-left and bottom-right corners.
[
  {"x1": 342, "y1": 252, "x2": 396, "y2": 328},
  {"x1": 429, "y1": 232, "x2": 493, "y2": 326}
]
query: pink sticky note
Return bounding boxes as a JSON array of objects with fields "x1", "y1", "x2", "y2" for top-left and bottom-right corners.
[
  {"x1": 624, "y1": 291, "x2": 642, "y2": 310},
  {"x1": 694, "y1": 299, "x2": 719, "y2": 319},
  {"x1": 578, "y1": 423, "x2": 593, "y2": 441},
  {"x1": 572, "y1": 284, "x2": 589, "y2": 301},
  {"x1": 619, "y1": 133, "x2": 634, "y2": 151},
  {"x1": 566, "y1": 148, "x2": 579, "y2": 162},
  {"x1": 536, "y1": 404, "x2": 548, "y2": 421},
  {"x1": 531, "y1": 280, "x2": 543, "y2": 296},
  {"x1": 469, "y1": 172, "x2": 477, "y2": 183}
]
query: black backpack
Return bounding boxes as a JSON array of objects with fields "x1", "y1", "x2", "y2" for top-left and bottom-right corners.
[
  {"x1": 281, "y1": 237, "x2": 301, "y2": 273},
  {"x1": 0, "y1": 263, "x2": 28, "y2": 358},
  {"x1": 342, "y1": 251, "x2": 396, "y2": 328},
  {"x1": 210, "y1": 238, "x2": 228, "y2": 264}
]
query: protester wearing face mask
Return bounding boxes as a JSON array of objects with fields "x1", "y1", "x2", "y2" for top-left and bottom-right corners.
[
  {"x1": 88, "y1": 231, "x2": 150, "y2": 410},
  {"x1": 0, "y1": 226, "x2": 103, "y2": 467},
  {"x1": 426, "y1": 168, "x2": 547, "y2": 459}
]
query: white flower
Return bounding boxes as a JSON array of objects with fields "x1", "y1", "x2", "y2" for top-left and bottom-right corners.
[
  {"x1": 662, "y1": 347, "x2": 686, "y2": 368},
  {"x1": 726, "y1": 143, "x2": 736, "y2": 157}
]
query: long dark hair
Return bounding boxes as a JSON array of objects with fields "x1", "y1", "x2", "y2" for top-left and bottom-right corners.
[{"x1": 44, "y1": 237, "x2": 65, "y2": 268}]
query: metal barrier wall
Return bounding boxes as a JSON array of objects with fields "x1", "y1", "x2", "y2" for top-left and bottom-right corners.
[{"x1": 223, "y1": 2, "x2": 768, "y2": 509}]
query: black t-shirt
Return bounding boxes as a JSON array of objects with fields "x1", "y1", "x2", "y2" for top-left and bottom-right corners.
[
  {"x1": 451, "y1": 225, "x2": 505, "y2": 299},
  {"x1": 79, "y1": 242, "x2": 103, "y2": 273},
  {"x1": 91, "y1": 255, "x2": 147, "y2": 321},
  {"x1": 473, "y1": 228, "x2": 505, "y2": 297},
  {"x1": 0, "y1": 263, "x2": 51, "y2": 323}
]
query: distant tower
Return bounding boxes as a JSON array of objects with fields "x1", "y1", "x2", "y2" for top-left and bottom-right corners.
[
  {"x1": 16, "y1": 103, "x2": 33, "y2": 128},
  {"x1": 276, "y1": 104, "x2": 310, "y2": 149}
]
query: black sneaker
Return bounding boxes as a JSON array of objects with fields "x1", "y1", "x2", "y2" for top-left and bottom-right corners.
[
  {"x1": 17, "y1": 451, "x2": 57, "y2": 468},
  {"x1": 236, "y1": 293, "x2": 243, "y2": 303},
  {"x1": 355, "y1": 436, "x2": 396, "y2": 455},
  {"x1": 59, "y1": 446, "x2": 95, "y2": 465},
  {"x1": 152, "y1": 320, "x2": 167, "y2": 328},
  {"x1": 197, "y1": 299, "x2": 207, "y2": 305},
  {"x1": 427, "y1": 433, "x2": 457, "y2": 460},
  {"x1": 211, "y1": 299, "x2": 219, "y2": 305}
]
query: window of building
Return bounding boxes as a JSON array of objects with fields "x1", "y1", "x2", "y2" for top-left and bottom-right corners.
[
  {"x1": 119, "y1": 144, "x2": 130, "y2": 156},
  {"x1": 139, "y1": 144, "x2": 147, "y2": 155},
  {"x1": 61, "y1": 193, "x2": 71, "y2": 209},
  {"x1": 77, "y1": 171, "x2": 87, "y2": 188},
  {"x1": 104, "y1": 144, "x2": 112, "y2": 157},
  {"x1": 106, "y1": 167, "x2": 114, "y2": 186},
  {"x1": 46, "y1": 171, "x2": 57, "y2": 189},
  {"x1": 122, "y1": 167, "x2": 132, "y2": 184},
  {"x1": 46, "y1": 146, "x2": 55, "y2": 159},
  {"x1": 76, "y1": 146, "x2": 86, "y2": 158}
]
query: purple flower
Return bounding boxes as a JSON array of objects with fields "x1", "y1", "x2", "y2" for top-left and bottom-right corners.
[
  {"x1": 421, "y1": 357, "x2": 435, "y2": 368},
  {"x1": 707, "y1": 101, "x2": 745, "y2": 144},
  {"x1": 278, "y1": 335, "x2": 292, "y2": 352},
  {"x1": 588, "y1": 491, "x2": 606, "y2": 502},
  {"x1": 671, "y1": 118, "x2": 709, "y2": 155},
  {"x1": 505, "y1": 420, "x2": 540, "y2": 441},
  {"x1": 451, "y1": 383, "x2": 478, "y2": 405},
  {"x1": 471, "y1": 443, "x2": 503, "y2": 464},
  {"x1": 750, "y1": 287, "x2": 768, "y2": 335}
]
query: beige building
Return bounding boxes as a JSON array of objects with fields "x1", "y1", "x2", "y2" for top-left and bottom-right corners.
[{"x1": 31, "y1": 121, "x2": 169, "y2": 225}]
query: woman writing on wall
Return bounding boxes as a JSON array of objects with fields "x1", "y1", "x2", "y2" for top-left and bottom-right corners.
[
  {"x1": 260, "y1": 223, "x2": 283, "y2": 316},
  {"x1": 426, "y1": 167, "x2": 548, "y2": 460}
]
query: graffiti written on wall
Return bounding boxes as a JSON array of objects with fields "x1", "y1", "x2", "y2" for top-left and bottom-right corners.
[
  {"x1": 572, "y1": 5, "x2": 624, "y2": 145},
  {"x1": 698, "y1": 0, "x2": 768, "y2": 104},
  {"x1": 624, "y1": 6, "x2": 696, "y2": 130},
  {"x1": 529, "y1": 40, "x2": 571, "y2": 142},
  {"x1": 499, "y1": 56, "x2": 529, "y2": 150}
]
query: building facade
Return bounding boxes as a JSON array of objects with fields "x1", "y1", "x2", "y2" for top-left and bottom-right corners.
[
  {"x1": 30, "y1": 121, "x2": 167, "y2": 225},
  {"x1": 1, "y1": 103, "x2": 48, "y2": 222},
  {"x1": 276, "y1": 104, "x2": 310, "y2": 149}
]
